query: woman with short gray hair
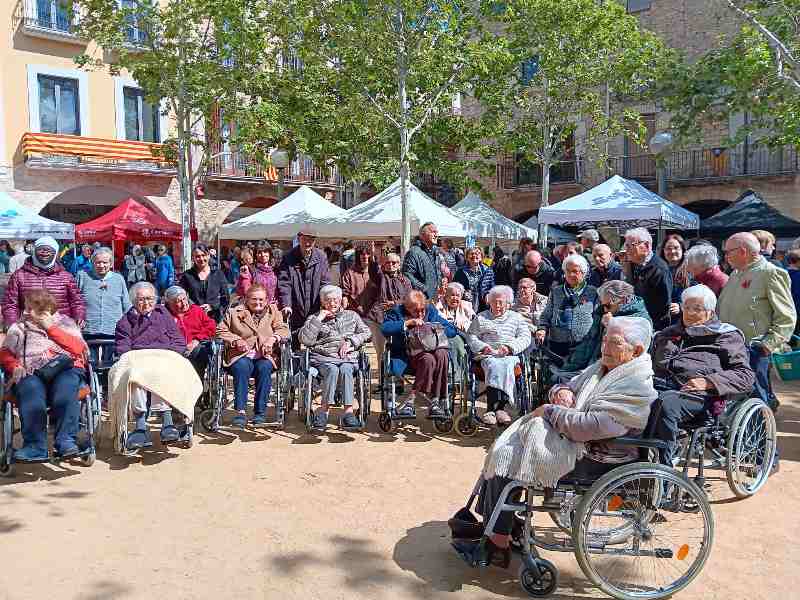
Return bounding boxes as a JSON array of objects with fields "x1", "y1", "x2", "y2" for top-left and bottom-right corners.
[
  {"x1": 77, "y1": 246, "x2": 131, "y2": 341},
  {"x1": 684, "y1": 243, "x2": 728, "y2": 297},
  {"x1": 467, "y1": 285, "x2": 532, "y2": 425}
]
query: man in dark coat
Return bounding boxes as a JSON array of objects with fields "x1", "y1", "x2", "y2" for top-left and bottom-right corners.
[
  {"x1": 512, "y1": 250, "x2": 556, "y2": 295},
  {"x1": 277, "y1": 230, "x2": 331, "y2": 333},
  {"x1": 402, "y1": 222, "x2": 441, "y2": 300},
  {"x1": 587, "y1": 244, "x2": 623, "y2": 288},
  {"x1": 623, "y1": 228, "x2": 673, "y2": 330}
]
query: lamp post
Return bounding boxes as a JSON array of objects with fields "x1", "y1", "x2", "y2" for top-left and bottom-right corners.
[
  {"x1": 270, "y1": 148, "x2": 290, "y2": 204},
  {"x1": 649, "y1": 131, "x2": 674, "y2": 198}
]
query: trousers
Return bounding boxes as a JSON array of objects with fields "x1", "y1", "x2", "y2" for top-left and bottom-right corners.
[
  {"x1": 315, "y1": 362, "x2": 355, "y2": 407},
  {"x1": 229, "y1": 357, "x2": 273, "y2": 415},
  {"x1": 16, "y1": 368, "x2": 84, "y2": 450}
]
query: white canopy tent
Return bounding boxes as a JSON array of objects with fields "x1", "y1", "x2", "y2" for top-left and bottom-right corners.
[
  {"x1": 453, "y1": 192, "x2": 538, "y2": 241},
  {"x1": 522, "y1": 215, "x2": 575, "y2": 244},
  {"x1": 317, "y1": 178, "x2": 468, "y2": 239},
  {"x1": 537, "y1": 175, "x2": 700, "y2": 230},
  {"x1": 220, "y1": 185, "x2": 346, "y2": 240},
  {"x1": 0, "y1": 191, "x2": 73, "y2": 239}
]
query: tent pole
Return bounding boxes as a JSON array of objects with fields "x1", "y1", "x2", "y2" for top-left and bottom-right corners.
[{"x1": 657, "y1": 218, "x2": 664, "y2": 248}]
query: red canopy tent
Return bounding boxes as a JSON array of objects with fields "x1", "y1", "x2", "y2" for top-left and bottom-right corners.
[{"x1": 75, "y1": 198, "x2": 195, "y2": 270}]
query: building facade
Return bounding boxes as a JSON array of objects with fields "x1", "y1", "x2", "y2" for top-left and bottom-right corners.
[{"x1": 0, "y1": 1, "x2": 341, "y2": 252}]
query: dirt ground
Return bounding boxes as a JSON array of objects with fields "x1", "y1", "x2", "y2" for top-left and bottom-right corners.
[{"x1": 1, "y1": 376, "x2": 799, "y2": 600}]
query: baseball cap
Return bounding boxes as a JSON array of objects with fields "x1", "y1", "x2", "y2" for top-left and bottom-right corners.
[{"x1": 577, "y1": 229, "x2": 600, "y2": 242}]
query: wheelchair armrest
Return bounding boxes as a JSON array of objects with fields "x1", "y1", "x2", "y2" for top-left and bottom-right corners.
[{"x1": 611, "y1": 436, "x2": 669, "y2": 451}]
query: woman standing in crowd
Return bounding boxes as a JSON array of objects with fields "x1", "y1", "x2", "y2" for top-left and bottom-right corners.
[
  {"x1": 235, "y1": 248, "x2": 256, "y2": 298},
  {"x1": 660, "y1": 234, "x2": 690, "y2": 323},
  {"x1": 684, "y1": 243, "x2": 728, "y2": 297},
  {"x1": 124, "y1": 244, "x2": 148, "y2": 286},
  {"x1": 155, "y1": 245, "x2": 175, "y2": 296},
  {"x1": 77, "y1": 247, "x2": 131, "y2": 345},
  {"x1": 0, "y1": 240, "x2": 15, "y2": 274},
  {"x1": 455, "y1": 247, "x2": 495, "y2": 313},
  {"x1": 341, "y1": 246, "x2": 375, "y2": 317},
  {"x1": 179, "y1": 243, "x2": 230, "y2": 322}
]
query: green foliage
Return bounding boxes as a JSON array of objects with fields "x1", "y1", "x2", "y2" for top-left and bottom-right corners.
[{"x1": 664, "y1": 0, "x2": 800, "y2": 148}]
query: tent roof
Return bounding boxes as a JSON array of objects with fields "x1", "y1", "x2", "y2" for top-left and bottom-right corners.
[
  {"x1": 317, "y1": 179, "x2": 468, "y2": 239},
  {"x1": 75, "y1": 198, "x2": 182, "y2": 242},
  {"x1": 701, "y1": 190, "x2": 800, "y2": 236},
  {"x1": 522, "y1": 215, "x2": 575, "y2": 243},
  {"x1": 537, "y1": 175, "x2": 700, "y2": 230},
  {"x1": 220, "y1": 185, "x2": 346, "y2": 240},
  {"x1": 452, "y1": 192, "x2": 538, "y2": 241},
  {"x1": 0, "y1": 191, "x2": 74, "y2": 239}
]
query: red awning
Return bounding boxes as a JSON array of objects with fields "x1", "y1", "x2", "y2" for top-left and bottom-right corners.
[{"x1": 75, "y1": 198, "x2": 187, "y2": 243}]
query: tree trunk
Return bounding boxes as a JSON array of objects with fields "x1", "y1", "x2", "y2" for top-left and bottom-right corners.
[
  {"x1": 397, "y1": 6, "x2": 411, "y2": 253},
  {"x1": 176, "y1": 109, "x2": 193, "y2": 272}
]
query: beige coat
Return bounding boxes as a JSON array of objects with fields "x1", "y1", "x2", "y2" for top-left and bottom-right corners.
[{"x1": 216, "y1": 304, "x2": 290, "y2": 366}]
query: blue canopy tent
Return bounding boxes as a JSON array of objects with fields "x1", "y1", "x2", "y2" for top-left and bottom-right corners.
[{"x1": 0, "y1": 191, "x2": 73, "y2": 239}]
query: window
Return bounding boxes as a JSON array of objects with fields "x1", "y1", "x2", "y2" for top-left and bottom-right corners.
[
  {"x1": 121, "y1": 0, "x2": 148, "y2": 45},
  {"x1": 626, "y1": 0, "x2": 651, "y2": 13},
  {"x1": 123, "y1": 87, "x2": 160, "y2": 142},
  {"x1": 35, "y1": 0, "x2": 72, "y2": 31},
  {"x1": 37, "y1": 74, "x2": 80, "y2": 135},
  {"x1": 519, "y1": 57, "x2": 539, "y2": 85}
]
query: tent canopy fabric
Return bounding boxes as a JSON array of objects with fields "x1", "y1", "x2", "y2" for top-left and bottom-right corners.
[
  {"x1": 522, "y1": 215, "x2": 575, "y2": 244},
  {"x1": 0, "y1": 191, "x2": 74, "y2": 239},
  {"x1": 537, "y1": 175, "x2": 700, "y2": 230},
  {"x1": 75, "y1": 198, "x2": 182, "y2": 242},
  {"x1": 453, "y1": 192, "x2": 538, "y2": 241},
  {"x1": 220, "y1": 185, "x2": 346, "y2": 240},
  {"x1": 701, "y1": 190, "x2": 800, "y2": 237},
  {"x1": 317, "y1": 179, "x2": 468, "y2": 239}
]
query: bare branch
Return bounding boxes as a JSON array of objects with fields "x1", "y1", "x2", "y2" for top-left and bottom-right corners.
[
  {"x1": 408, "y1": 67, "x2": 461, "y2": 139},
  {"x1": 363, "y1": 88, "x2": 402, "y2": 128}
]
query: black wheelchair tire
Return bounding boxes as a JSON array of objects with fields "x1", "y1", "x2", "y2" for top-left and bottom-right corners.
[{"x1": 519, "y1": 559, "x2": 558, "y2": 597}]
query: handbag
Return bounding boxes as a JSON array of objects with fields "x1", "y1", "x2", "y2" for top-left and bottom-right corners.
[
  {"x1": 23, "y1": 325, "x2": 74, "y2": 384},
  {"x1": 407, "y1": 322, "x2": 449, "y2": 357}
]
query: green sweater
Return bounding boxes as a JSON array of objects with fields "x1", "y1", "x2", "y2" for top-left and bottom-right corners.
[{"x1": 718, "y1": 256, "x2": 796, "y2": 353}]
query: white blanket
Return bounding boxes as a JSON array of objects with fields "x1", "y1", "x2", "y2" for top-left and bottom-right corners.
[{"x1": 482, "y1": 355, "x2": 519, "y2": 406}]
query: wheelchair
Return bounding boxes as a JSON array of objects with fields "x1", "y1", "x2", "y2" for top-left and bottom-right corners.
[
  {"x1": 0, "y1": 362, "x2": 102, "y2": 477},
  {"x1": 453, "y1": 400, "x2": 715, "y2": 599},
  {"x1": 200, "y1": 338, "x2": 292, "y2": 432},
  {"x1": 295, "y1": 348, "x2": 372, "y2": 433},
  {"x1": 454, "y1": 348, "x2": 532, "y2": 437},
  {"x1": 85, "y1": 337, "x2": 117, "y2": 405},
  {"x1": 378, "y1": 339, "x2": 459, "y2": 434},
  {"x1": 674, "y1": 392, "x2": 777, "y2": 499}
]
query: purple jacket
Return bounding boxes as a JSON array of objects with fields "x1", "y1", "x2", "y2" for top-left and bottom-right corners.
[
  {"x1": 2, "y1": 259, "x2": 86, "y2": 326},
  {"x1": 115, "y1": 305, "x2": 187, "y2": 356},
  {"x1": 277, "y1": 247, "x2": 331, "y2": 326}
]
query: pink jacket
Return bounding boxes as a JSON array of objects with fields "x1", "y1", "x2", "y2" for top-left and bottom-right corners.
[{"x1": 2, "y1": 259, "x2": 86, "y2": 326}]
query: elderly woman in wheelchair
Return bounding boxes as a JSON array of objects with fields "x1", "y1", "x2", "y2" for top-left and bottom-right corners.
[
  {"x1": 449, "y1": 316, "x2": 715, "y2": 599},
  {"x1": 651, "y1": 284, "x2": 774, "y2": 497},
  {"x1": 298, "y1": 284, "x2": 371, "y2": 431},
  {"x1": 467, "y1": 285, "x2": 531, "y2": 426}
]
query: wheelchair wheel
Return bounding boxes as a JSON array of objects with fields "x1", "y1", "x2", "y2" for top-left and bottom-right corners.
[
  {"x1": 726, "y1": 398, "x2": 777, "y2": 498},
  {"x1": 81, "y1": 450, "x2": 96, "y2": 467},
  {"x1": 378, "y1": 412, "x2": 395, "y2": 433},
  {"x1": 519, "y1": 559, "x2": 558, "y2": 597},
  {"x1": 573, "y1": 462, "x2": 713, "y2": 600},
  {"x1": 455, "y1": 413, "x2": 478, "y2": 437},
  {"x1": 433, "y1": 418, "x2": 454, "y2": 434},
  {"x1": 0, "y1": 400, "x2": 13, "y2": 478},
  {"x1": 199, "y1": 409, "x2": 218, "y2": 433}
]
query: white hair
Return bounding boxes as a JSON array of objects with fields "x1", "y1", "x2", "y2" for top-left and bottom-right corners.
[
  {"x1": 487, "y1": 285, "x2": 514, "y2": 304},
  {"x1": 91, "y1": 247, "x2": 113, "y2": 262},
  {"x1": 624, "y1": 227, "x2": 653, "y2": 246},
  {"x1": 562, "y1": 253, "x2": 590, "y2": 275},
  {"x1": 446, "y1": 281, "x2": 465, "y2": 296},
  {"x1": 608, "y1": 316, "x2": 652, "y2": 350},
  {"x1": 129, "y1": 281, "x2": 156, "y2": 305},
  {"x1": 597, "y1": 280, "x2": 634, "y2": 304},
  {"x1": 681, "y1": 284, "x2": 717, "y2": 311},
  {"x1": 684, "y1": 244, "x2": 719, "y2": 271},
  {"x1": 729, "y1": 232, "x2": 761, "y2": 254},
  {"x1": 164, "y1": 285, "x2": 189, "y2": 303},
  {"x1": 320, "y1": 285, "x2": 343, "y2": 301}
]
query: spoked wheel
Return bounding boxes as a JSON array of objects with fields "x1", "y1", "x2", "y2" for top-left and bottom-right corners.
[
  {"x1": 519, "y1": 559, "x2": 558, "y2": 597},
  {"x1": 378, "y1": 412, "x2": 394, "y2": 433},
  {"x1": 199, "y1": 409, "x2": 218, "y2": 433},
  {"x1": 455, "y1": 413, "x2": 478, "y2": 437},
  {"x1": 726, "y1": 398, "x2": 777, "y2": 498},
  {"x1": 434, "y1": 418, "x2": 454, "y2": 434},
  {"x1": 0, "y1": 401, "x2": 14, "y2": 478},
  {"x1": 573, "y1": 462, "x2": 714, "y2": 600}
]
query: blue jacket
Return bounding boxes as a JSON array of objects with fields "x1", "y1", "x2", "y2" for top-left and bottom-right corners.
[
  {"x1": 454, "y1": 264, "x2": 495, "y2": 313},
  {"x1": 587, "y1": 262, "x2": 622, "y2": 288},
  {"x1": 381, "y1": 303, "x2": 456, "y2": 376},
  {"x1": 155, "y1": 254, "x2": 174, "y2": 290},
  {"x1": 70, "y1": 254, "x2": 93, "y2": 276}
]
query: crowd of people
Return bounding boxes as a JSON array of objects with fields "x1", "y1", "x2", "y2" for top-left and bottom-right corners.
[{"x1": 0, "y1": 221, "x2": 796, "y2": 469}]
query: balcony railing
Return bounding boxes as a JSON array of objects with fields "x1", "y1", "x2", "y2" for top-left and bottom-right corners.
[
  {"x1": 22, "y1": 132, "x2": 174, "y2": 175},
  {"x1": 20, "y1": 0, "x2": 83, "y2": 41},
  {"x1": 497, "y1": 157, "x2": 583, "y2": 190},
  {"x1": 608, "y1": 145, "x2": 800, "y2": 183},
  {"x1": 206, "y1": 152, "x2": 342, "y2": 189}
]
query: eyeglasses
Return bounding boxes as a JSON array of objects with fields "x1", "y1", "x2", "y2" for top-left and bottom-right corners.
[
  {"x1": 624, "y1": 240, "x2": 646, "y2": 249},
  {"x1": 136, "y1": 296, "x2": 156, "y2": 303}
]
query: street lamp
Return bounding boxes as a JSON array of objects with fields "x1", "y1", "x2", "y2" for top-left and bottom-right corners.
[
  {"x1": 270, "y1": 148, "x2": 290, "y2": 203},
  {"x1": 649, "y1": 131, "x2": 674, "y2": 198}
]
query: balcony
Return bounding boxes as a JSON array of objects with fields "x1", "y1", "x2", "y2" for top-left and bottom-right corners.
[
  {"x1": 608, "y1": 145, "x2": 800, "y2": 185},
  {"x1": 22, "y1": 132, "x2": 174, "y2": 175},
  {"x1": 19, "y1": 0, "x2": 85, "y2": 44},
  {"x1": 497, "y1": 156, "x2": 584, "y2": 190},
  {"x1": 206, "y1": 152, "x2": 342, "y2": 189}
]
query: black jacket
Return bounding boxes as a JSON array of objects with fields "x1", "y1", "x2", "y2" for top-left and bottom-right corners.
[
  {"x1": 401, "y1": 239, "x2": 441, "y2": 300},
  {"x1": 629, "y1": 255, "x2": 673, "y2": 330},
  {"x1": 513, "y1": 259, "x2": 556, "y2": 296},
  {"x1": 179, "y1": 267, "x2": 230, "y2": 323}
]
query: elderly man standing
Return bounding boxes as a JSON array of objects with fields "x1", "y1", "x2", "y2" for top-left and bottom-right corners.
[
  {"x1": 512, "y1": 250, "x2": 556, "y2": 296},
  {"x1": 363, "y1": 252, "x2": 412, "y2": 364},
  {"x1": 402, "y1": 222, "x2": 441, "y2": 300},
  {"x1": 587, "y1": 243, "x2": 622, "y2": 288},
  {"x1": 277, "y1": 229, "x2": 331, "y2": 335},
  {"x1": 719, "y1": 232, "x2": 796, "y2": 411},
  {"x1": 623, "y1": 227, "x2": 673, "y2": 330},
  {"x1": 576, "y1": 228, "x2": 600, "y2": 264}
]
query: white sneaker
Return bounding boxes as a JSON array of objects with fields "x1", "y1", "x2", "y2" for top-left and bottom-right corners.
[{"x1": 495, "y1": 410, "x2": 512, "y2": 425}]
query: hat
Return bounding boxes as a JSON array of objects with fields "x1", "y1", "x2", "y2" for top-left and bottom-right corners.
[
  {"x1": 34, "y1": 236, "x2": 59, "y2": 252},
  {"x1": 297, "y1": 228, "x2": 317, "y2": 238},
  {"x1": 577, "y1": 229, "x2": 599, "y2": 242}
]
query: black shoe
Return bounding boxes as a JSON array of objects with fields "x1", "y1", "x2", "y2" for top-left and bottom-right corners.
[
  {"x1": 341, "y1": 413, "x2": 362, "y2": 429},
  {"x1": 125, "y1": 429, "x2": 152, "y2": 451},
  {"x1": 428, "y1": 401, "x2": 444, "y2": 418},
  {"x1": 451, "y1": 538, "x2": 510, "y2": 569},
  {"x1": 54, "y1": 442, "x2": 80, "y2": 459}
]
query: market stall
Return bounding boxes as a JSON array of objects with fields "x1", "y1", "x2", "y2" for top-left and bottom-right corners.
[
  {"x1": 0, "y1": 191, "x2": 74, "y2": 239},
  {"x1": 452, "y1": 192, "x2": 538, "y2": 241}
]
